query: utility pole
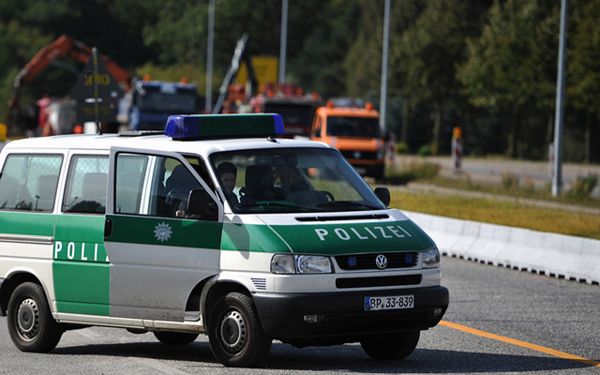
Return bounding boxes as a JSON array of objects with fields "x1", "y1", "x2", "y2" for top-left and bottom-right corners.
[
  {"x1": 279, "y1": 0, "x2": 288, "y2": 85},
  {"x1": 552, "y1": 0, "x2": 568, "y2": 196},
  {"x1": 379, "y1": 0, "x2": 390, "y2": 133},
  {"x1": 205, "y1": 0, "x2": 215, "y2": 113},
  {"x1": 92, "y1": 47, "x2": 101, "y2": 135}
]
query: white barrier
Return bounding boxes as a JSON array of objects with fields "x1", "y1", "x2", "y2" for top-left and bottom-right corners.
[{"x1": 405, "y1": 211, "x2": 600, "y2": 285}]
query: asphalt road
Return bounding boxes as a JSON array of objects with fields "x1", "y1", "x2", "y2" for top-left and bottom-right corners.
[
  {"x1": 1, "y1": 257, "x2": 599, "y2": 374},
  {"x1": 395, "y1": 156, "x2": 600, "y2": 196}
]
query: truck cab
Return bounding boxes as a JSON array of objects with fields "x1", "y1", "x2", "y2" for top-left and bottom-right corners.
[
  {"x1": 311, "y1": 102, "x2": 385, "y2": 180},
  {"x1": 127, "y1": 80, "x2": 200, "y2": 131}
]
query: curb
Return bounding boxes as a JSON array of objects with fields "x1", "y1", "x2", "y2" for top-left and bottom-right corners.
[{"x1": 404, "y1": 211, "x2": 600, "y2": 285}]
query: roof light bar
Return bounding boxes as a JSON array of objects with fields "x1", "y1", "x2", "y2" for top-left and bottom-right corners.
[{"x1": 165, "y1": 113, "x2": 284, "y2": 140}]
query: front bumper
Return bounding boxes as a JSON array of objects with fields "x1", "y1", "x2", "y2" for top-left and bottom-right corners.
[{"x1": 253, "y1": 286, "x2": 448, "y2": 340}]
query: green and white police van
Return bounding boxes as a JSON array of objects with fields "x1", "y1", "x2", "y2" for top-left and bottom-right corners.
[{"x1": 0, "y1": 114, "x2": 448, "y2": 367}]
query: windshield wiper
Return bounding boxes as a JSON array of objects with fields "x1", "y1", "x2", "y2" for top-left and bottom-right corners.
[
  {"x1": 316, "y1": 201, "x2": 381, "y2": 210},
  {"x1": 240, "y1": 201, "x2": 319, "y2": 212}
]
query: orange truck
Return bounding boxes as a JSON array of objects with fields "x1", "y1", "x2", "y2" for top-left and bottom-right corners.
[{"x1": 311, "y1": 101, "x2": 385, "y2": 180}]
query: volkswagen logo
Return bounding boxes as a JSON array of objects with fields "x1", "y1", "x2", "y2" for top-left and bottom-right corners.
[{"x1": 375, "y1": 254, "x2": 388, "y2": 269}]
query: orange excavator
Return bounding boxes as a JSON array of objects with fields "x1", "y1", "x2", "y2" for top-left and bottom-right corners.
[{"x1": 6, "y1": 35, "x2": 130, "y2": 135}]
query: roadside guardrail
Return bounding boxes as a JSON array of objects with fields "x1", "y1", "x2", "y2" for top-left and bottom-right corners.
[{"x1": 405, "y1": 211, "x2": 600, "y2": 285}]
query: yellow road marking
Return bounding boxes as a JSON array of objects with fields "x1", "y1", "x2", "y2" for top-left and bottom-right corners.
[{"x1": 440, "y1": 320, "x2": 600, "y2": 368}]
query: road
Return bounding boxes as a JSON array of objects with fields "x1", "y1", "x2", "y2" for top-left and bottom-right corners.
[
  {"x1": 395, "y1": 156, "x2": 600, "y2": 196},
  {"x1": 1, "y1": 257, "x2": 599, "y2": 374}
]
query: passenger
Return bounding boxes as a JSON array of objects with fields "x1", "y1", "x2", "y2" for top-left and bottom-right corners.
[{"x1": 216, "y1": 162, "x2": 239, "y2": 207}]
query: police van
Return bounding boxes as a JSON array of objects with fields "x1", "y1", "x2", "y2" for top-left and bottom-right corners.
[{"x1": 0, "y1": 114, "x2": 448, "y2": 367}]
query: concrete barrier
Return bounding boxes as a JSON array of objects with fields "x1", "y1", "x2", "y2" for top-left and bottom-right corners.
[{"x1": 405, "y1": 211, "x2": 600, "y2": 285}]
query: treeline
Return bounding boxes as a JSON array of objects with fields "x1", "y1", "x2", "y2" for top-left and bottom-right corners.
[{"x1": 0, "y1": 0, "x2": 598, "y2": 161}]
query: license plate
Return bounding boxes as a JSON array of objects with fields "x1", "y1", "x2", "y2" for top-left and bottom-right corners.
[{"x1": 364, "y1": 295, "x2": 414, "y2": 311}]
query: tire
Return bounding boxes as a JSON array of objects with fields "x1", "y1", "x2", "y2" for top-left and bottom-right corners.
[
  {"x1": 360, "y1": 331, "x2": 420, "y2": 360},
  {"x1": 154, "y1": 331, "x2": 198, "y2": 345},
  {"x1": 7, "y1": 282, "x2": 63, "y2": 352},
  {"x1": 208, "y1": 292, "x2": 271, "y2": 367}
]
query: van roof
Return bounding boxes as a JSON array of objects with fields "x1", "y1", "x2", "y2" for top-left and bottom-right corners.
[{"x1": 3, "y1": 133, "x2": 329, "y2": 158}]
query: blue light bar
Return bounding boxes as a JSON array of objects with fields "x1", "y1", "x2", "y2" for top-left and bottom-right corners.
[{"x1": 165, "y1": 113, "x2": 284, "y2": 140}]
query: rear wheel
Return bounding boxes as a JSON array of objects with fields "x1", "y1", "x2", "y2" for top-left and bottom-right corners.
[
  {"x1": 7, "y1": 282, "x2": 63, "y2": 352},
  {"x1": 208, "y1": 292, "x2": 271, "y2": 367},
  {"x1": 360, "y1": 331, "x2": 420, "y2": 360},
  {"x1": 154, "y1": 331, "x2": 198, "y2": 345}
]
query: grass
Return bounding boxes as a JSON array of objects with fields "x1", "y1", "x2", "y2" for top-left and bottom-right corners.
[{"x1": 390, "y1": 190, "x2": 600, "y2": 240}]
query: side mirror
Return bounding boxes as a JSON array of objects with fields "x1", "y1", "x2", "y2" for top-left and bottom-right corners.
[
  {"x1": 374, "y1": 187, "x2": 390, "y2": 207},
  {"x1": 186, "y1": 189, "x2": 218, "y2": 221}
]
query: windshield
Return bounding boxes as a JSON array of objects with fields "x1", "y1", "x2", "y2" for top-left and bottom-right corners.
[
  {"x1": 137, "y1": 91, "x2": 197, "y2": 113},
  {"x1": 327, "y1": 116, "x2": 381, "y2": 138},
  {"x1": 263, "y1": 103, "x2": 315, "y2": 126},
  {"x1": 210, "y1": 147, "x2": 385, "y2": 214}
]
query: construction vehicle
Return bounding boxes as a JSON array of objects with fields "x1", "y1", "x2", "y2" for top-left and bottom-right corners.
[
  {"x1": 311, "y1": 101, "x2": 386, "y2": 180},
  {"x1": 249, "y1": 85, "x2": 322, "y2": 138},
  {"x1": 6, "y1": 35, "x2": 130, "y2": 136},
  {"x1": 123, "y1": 79, "x2": 201, "y2": 131}
]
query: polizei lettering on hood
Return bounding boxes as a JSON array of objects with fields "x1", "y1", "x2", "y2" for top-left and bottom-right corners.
[{"x1": 314, "y1": 225, "x2": 412, "y2": 241}]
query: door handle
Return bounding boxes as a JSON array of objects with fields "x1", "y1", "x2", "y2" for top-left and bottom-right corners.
[{"x1": 104, "y1": 218, "x2": 113, "y2": 238}]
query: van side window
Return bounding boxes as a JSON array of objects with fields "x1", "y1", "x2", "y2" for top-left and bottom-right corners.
[
  {"x1": 115, "y1": 154, "x2": 149, "y2": 214},
  {"x1": 63, "y1": 155, "x2": 108, "y2": 214},
  {"x1": 0, "y1": 154, "x2": 62, "y2": 212},
  {"x1": 159, "y1": 157, "x2": 203, "y2": 217},
  {"x1": 115, "y1": 153, "x2": 204, "y2": 218}
]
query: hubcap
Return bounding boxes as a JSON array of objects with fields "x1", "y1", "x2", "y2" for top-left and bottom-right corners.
[
  {"x1": 219, "y1": 310, "x2": 247, "y2": 353},
  {"x1": 17, "y1": 298, "x2": 39, "y2": 341}
]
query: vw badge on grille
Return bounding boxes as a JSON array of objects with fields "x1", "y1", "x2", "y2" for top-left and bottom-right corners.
[{"x1": 375, "y1": 254, "x2": 388, "y2": 269}]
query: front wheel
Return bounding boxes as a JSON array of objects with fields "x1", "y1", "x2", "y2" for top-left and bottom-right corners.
[
  {"x1": 154, "y1": 331, "x2": 198, "y2": 345},
  {"x1": 7, "y1": 282, "x2": 63, "y2": 352},
  {"x1": 208, "y1": 292, "x2": 271, "y2": 367},
  {"x1": 360, "y1": 331, "x2": 420, "y2": 360}
]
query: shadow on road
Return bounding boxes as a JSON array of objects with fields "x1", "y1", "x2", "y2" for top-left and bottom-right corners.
[{"x1": 51, "y1": 341, "x2": 593, "y2": 373}]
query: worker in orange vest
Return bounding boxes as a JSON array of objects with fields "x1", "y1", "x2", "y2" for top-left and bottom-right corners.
[{"x1": 451, "y1": 126, "x2": 463, "y2": 171}]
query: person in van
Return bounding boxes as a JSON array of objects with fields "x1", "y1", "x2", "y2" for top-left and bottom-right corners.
[
  {"x1": 165, "y1": 165, "x2": 200, "y2": 217},
  {"x1": 216, "y1": 161, "x2": 239, "y2": 207}
]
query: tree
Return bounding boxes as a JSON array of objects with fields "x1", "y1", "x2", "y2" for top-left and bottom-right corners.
[
  {"x1": 568, "y1": 0, "x2": 600, "y2": 162},
  {"x1": 391, "y1": 1, "x2": 484, "y2": 155},
  {"x1": 458, "y1": 0, "x2": 559, "y2": 158}
]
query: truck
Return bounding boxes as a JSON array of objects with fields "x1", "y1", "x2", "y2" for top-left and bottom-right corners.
[
  {"x1": 125, "y1": 79, "x2": 201, "y2": 131},
  {"x1": 311, "y1": 101, "x2": 386, "y2": 180},
  {"x1": 250, "y1": 85, "x2": 322, "y2": 138}
]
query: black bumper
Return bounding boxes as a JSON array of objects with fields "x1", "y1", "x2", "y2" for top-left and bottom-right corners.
[
  {"x1": 0, "y1": 277, "x2": 6, "y2": 316},
  {"x1": 253, "y1": 286, "x2": 448, "y2": 340}
]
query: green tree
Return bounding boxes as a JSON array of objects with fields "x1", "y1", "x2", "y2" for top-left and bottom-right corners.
[
  {"x1": 569, "y1": 0, "x2": 600, "y2": 162},
  {"x1": 458, "y1": 0, "x2": 559, "y2": 157},
  {"x1": 391, "y1": 0, "x2": 483, "y2": 155}
]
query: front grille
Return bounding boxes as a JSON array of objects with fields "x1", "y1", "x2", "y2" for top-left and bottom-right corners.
[
  {"x1": 336, "y1": 274, "x2": 422, "y2": 289},
  {"x1": 341, "y1": 151, "x2": 378, "y2": 160},
  {"x1": 335, "y1": 252, "x2": 418, "y2": 271}
]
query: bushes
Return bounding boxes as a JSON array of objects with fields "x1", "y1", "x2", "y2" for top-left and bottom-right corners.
[
  {"x1": 385, "y1": 160, "x2": 440, "y2": 185},
  {"x1": 567, "y1": 174, "x2": 598, "y2": 199}
]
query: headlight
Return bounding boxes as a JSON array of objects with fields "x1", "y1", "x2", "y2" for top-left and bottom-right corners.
[
  {"x1": 422, "y1": 247, "x2": 440, "y2": 268},
  {"x1": 271, "y1": 254, "x2": 295, "y2": 274},
  {"x1": 271, "y1": 254, "x2": 333, "y2": 274},
  {"x1": 296, "y1": 255, "x2": 332, "y2": 274}
]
